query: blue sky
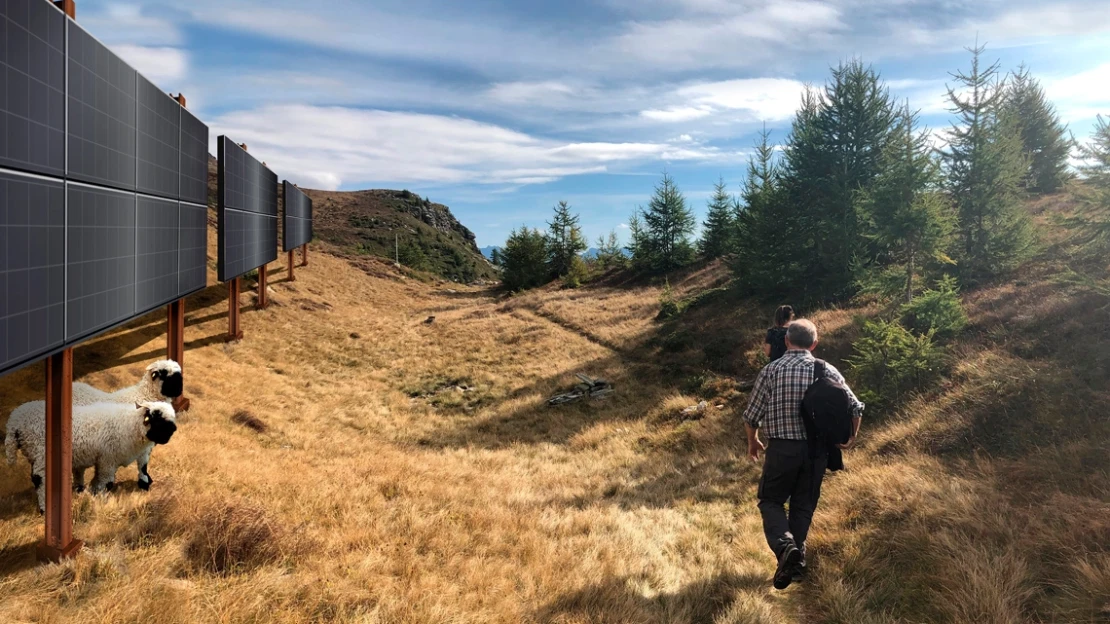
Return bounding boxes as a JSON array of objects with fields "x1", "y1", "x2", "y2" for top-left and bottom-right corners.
[{"x1": 81, "y1": 0, "x2": 1110, "y2": 248}]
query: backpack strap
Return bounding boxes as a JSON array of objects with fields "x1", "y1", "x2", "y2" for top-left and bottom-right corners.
[{"x1": 813, "y1": 359, "x2": 827, "y2": 381}]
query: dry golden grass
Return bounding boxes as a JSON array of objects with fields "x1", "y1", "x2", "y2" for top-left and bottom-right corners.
[{"x1": 1, "y1": 215, "x2": 1107, "y2": 623}]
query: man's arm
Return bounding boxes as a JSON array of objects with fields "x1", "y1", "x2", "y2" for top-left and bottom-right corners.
[
  {"x1": 826, "y1": 364, "x2": 864, "y2": 449},
  {"x1": 742, "y1": 368, "x2": 772, "y2": 461}
]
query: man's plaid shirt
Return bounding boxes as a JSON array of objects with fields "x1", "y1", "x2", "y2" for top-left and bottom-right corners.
[{"x1": 743, "y1": 349, "x2": 865, "y2": 440}]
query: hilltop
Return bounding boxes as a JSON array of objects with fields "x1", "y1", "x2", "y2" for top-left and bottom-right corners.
[{"x1": 206, "y1": 155, "x2": 495, "y2": 283}]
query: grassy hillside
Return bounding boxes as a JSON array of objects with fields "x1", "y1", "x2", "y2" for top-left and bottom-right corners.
[
  {"x1": 306, "y1": 188, "x2": 497, "y2": 284},
  {"x1": 0, "y1": 191, "x2": 1105, "y2": 623}
]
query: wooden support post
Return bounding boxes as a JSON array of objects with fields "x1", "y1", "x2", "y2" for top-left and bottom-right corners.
[
  {"x1": 302, "y1": 243, "x2": 308, "y2": 267},
  {"x1": 257, "y1": 264, "x2": 269, "y2": 309},
  {"x1": 53, "y1": 0, "x2": 75, "y2": 19},
  {"x1": 38, "y1": 349, "x2": 82, "y2": 563},
  {"x1": 226, "y1": 278, "x2": 243, "y2": 342},
  {"x1": 288, "y1": 250, "x2": 296, "y2": 282},
  {"x1": 167, "y1": 299, "x2": 190, "y2": 412}
]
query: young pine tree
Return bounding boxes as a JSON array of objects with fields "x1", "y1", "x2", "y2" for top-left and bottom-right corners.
[
  {"x1": 501, "y1": 227, "x2": 549, "y2": 291},
  {"x1": 595, "y1": 230, "x2": 627, "y2": 268},
  {"x1": 781, "y1": 63, "x2": 898, "y2": 301},
  {"x1": 733, "y1": 125, "x2": 793, "y2": 293},
  {"x1": 1004, "y1": 64, "x2": 1072, "y2": 194},
  {"x1": 862, "y1": 104, "x2": 955, "y2": 302},
  {"x1": 698, "y1": 177, "x2": 736, "y2": 259},
  {"x1": 545, "y1": 201, "x2": 587, "y2": 279},
  {"x1": 640, "y1": 172, "x2": 696, "y2": 273},
  {"x1": 626, "y1": 213, "x2": 652, "y2": 271},
  {"x1": 1062, "y1": 116, "x2": 1110, "y2": 294},
  {"x1": 943, "y1": 43, "x2": 1035, "y2": 282}
]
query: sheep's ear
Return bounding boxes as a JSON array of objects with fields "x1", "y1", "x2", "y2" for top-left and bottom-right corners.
[{"x1": 135, "y1": 403, "x2": 142, "y2": 410}]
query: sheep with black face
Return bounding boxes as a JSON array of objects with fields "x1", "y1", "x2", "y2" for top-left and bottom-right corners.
[
  {"x1": 67, "y1": 359, "x2": 183, "y2": 490},
  {"x1": 4, "y1": 401, "x2": 177, "y2": 512}
]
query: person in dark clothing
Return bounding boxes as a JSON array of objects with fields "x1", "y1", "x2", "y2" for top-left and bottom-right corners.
[
  {"x1": 743, "y1": 319, "x2": 864, "y2": 589},
  {"x1": 763, "y1": 305, "x2": 795, "y2": 362}
]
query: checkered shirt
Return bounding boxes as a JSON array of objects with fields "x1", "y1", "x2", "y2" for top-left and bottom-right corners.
[{"x1": 742, "y1": 349, "x2": 865, "y2": 440}]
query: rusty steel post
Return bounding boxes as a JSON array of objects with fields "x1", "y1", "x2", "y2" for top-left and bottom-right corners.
[
  {"x1": 226, "y1": 278, "x2": 244, "y2": 342},
  {"x1": 38, "y1": 349, "x2": 82, "y2": 562},
  {"x1": 167, "y1": 299, "x2": 190, "y2": 412},
  {"x1": 53, "y1": 0, "x2": 75, "y2": 18},
  {"x1": 302, "y1": 243, "x2": 308, "y2": 267},
  {"x1": 288, "y1": 250, "x2": 296, "y2": 281},
  {"x1": 257, "y1": 264, "x2": 269, "y2": 309}
]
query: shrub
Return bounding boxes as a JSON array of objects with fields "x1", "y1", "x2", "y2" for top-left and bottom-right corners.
[
  {"x1": 847, "y1": 319, "x2": 948, "y2": 409},
  {"x1": 562, "y1": 255, "x2": 590, "y2": 289},
  {"x1": 500, "y1": 227, "x2": 549, "y2": 291},
  {"x1": 901, "y1": 276, "x2": 968, "y2": 340},
  {"x1": 657, "y1": 279, "x2": 685, "y2": 319}
]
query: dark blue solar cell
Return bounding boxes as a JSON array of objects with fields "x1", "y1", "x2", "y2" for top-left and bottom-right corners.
[{"x1": 66, "y1": 183, "x2": 136, "y2": 341}]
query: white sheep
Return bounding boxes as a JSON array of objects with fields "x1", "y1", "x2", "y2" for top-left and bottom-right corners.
[
  {"x1": 4, "y1": 401, "x2": 178, "y2": 512},
  {"x1": 67, "y1": 359, "x2": 184, "y2": 489}
]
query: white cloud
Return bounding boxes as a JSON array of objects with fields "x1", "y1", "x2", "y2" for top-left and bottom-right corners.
[
  {"x1": 1044, "y1": 63, "x2": 1110, "y2": 123},
  {"x1": 81, "y1": 4, "x2": 184, "y2": 46},
  {"x1": 208, "y1": 105, "x2": 729, "y2": 190},
  {"x1": 619, "y1": 223, "x2": 630, "y2": 229},
  {"x1": 114, "y1": 45, "x2": 189, "y2": 83},
  {"x1": 641, "y1": 106, "x2": 714, "y2": 122}
]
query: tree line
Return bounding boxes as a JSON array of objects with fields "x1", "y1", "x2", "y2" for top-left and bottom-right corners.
[{"x1": 498, "y1": 44, "x2": 1096, "y2": 303}]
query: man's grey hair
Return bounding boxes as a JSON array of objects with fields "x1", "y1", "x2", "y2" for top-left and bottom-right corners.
[{"x1": 787, "y1": 319, "x2": 818, "y2": 349}]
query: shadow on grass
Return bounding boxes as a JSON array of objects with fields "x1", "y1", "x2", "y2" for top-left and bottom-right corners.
[
  {"x1": 534, "y1": 572, "x2": 769, "y2": 624},
  {"x1": 0, "y1": 541, "x2": 41, "y2": 579}
]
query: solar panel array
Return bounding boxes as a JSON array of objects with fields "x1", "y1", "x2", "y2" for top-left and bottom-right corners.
[
  {"x1": 217, "y1": 137, "x2": 278, "y2": 281},
  {"x1": 0, "y1": 0, "x2": 210, "y2": 378},
  {"x1": 282, "y1": 181, "x2": 313, "y2": 251}
]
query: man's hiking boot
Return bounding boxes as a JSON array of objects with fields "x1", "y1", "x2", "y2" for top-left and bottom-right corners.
[
  {"x1": 792, "y1": 545, "x2": 807, "y2": 582},
  {"x1": 773, "y1": 542, "x2": 802, "y2": 590}
]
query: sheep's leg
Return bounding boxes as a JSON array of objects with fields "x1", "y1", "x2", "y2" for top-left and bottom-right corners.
[
  {"x1": 136, "y1": 446, "x2": 153, "y2": 491},
  {"x1": 90, "y1": 460, "x2": 118, "y2": 495},
  {"x1": 31, "y1": 458, "x2": 46, "y2": 514},
  {"x1": 72, "y1": 467, "x2": 86, "y2": 493}
]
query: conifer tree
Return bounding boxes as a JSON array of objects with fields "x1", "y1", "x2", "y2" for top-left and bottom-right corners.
[
  {"x1": 698, "y1": 177, "x2": 736, "y2": 259},
  {"x1": 640, "y1": 172, "x2": 696, "y2": 273},
  {"x1": 1004, "y1": 64, "x2": 1072, "y2": 193},
  {"x1": 943, "y1": 44, "x2": 1035, "y2": 282},
  {"x1": 595, "y1": 230, "x2": 626, "y2": 268},
  {"x1": 626, "y1": 213, "x2": 651, "y2": 271},
  {"x1": 1062, "y1": 116, "x2": 1110, "y2": 294},
  {"x1": 733, "y1": 125, "x2": 793, "y2": 293},
  {"x1": 862, "y1": 104, "x2": 955, "y2": 302},
  {"x1": 545, "y1": 201, "x2": 587, "y2": 278},
  {"x1": 781, "y1": 62, "x2": 898, "y2": 301},
  {"x1": 501, "y1": 227, "x2": 549, "y2": 291}
]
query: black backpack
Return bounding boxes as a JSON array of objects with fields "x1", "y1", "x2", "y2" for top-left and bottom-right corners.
[{"x1": 800, "y1": 360, "x2": 855, "y2": 449}]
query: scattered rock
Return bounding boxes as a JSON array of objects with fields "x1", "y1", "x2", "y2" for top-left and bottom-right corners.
[
  {"x1": 680, "y1": 401, "x2": 709, "y2": 419},
  {"x1": 349, "y1": 332, "x2": 361, "y2": 339},
  {"x1": 424, "y1": 316, "x2": 436, "y2": 325}
]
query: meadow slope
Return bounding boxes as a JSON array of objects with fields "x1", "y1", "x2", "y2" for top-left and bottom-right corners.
[{"x1": 0, "y1": 198, "x2": 1107, "y2": 623}]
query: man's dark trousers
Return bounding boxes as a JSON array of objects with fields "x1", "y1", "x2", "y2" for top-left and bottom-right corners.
[{"x1": 757, "y1": 438, "x2": 829, "y2": 558}]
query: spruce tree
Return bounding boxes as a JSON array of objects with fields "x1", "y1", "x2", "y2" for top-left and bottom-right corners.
[
  {"x1": 545, "y1": 201, "x2": 587, "y2": 278},
  {"x1": 733, "y1": 125, "x2": 793, "y2": 293},
  {"x1": 626, "y1": 213, "x2": 651, "y2": 271},
  {"x1": 1061, "y1": 116, "x2": 1110, "y2": 294},
  {"x1": 1004, "y1": 64, "x2": 1072, "y2": 193},
  {"x1": 501, "y1": 227, "x2": 550, "y2": 291},
  {"x1": 698, "y1": 177, "x2": 736, "y2": 259},
  {"x1": 780, "y1": 62, "x2": 898, "y2": 301},
  {"x1": 640, "y1": 172, "x2": 696, "y2": 273},
  {"x1": 943, "y1": 44, "x2": 1035, "y2": 282},
  {"x1": 862, "y1": 104, "x2": 955, "y2": 302},
  {"x1": 595, "y1": 230, "x2": 626, "y2": 268}
]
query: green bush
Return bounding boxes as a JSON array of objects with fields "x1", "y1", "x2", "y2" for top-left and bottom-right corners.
[
  {"x1": 900, "y1": 276, "x2": 968, "y2": 340},
  {"x1": 561, "y1": 255, "x2": 590, "y2": 289},
  {"x1": 501, "y1": 226, "x2": 549, "y2": 292},
  {"x1": 847, "y1": 319, "x2": 948, "y2": 409},
  {"x1": 657, "y1": 280, "x2": 686, "y2": 320}
]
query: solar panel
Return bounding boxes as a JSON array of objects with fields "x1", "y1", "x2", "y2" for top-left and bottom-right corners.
[
  {"x1": 282, "y1": 181, "x2": 312, "y2": 251},
  {"x1": 219, "y1": 136, "x2": 277, "y2": 216},
  {"x1": 217, "y1": 136, "x2": 278, "y2": 281},
  {"x1": 66, "y1": 183, "x2": 136, "y2": 342},
  {"x1": 179, "y1": 202, "x2": 208, "y2": 293},
  {"x1": 179, "y1": 107, "x2": 209, "y2": 204},
  {"x1": 0, "y1": 170, "x2": 66, "y2": 377},
  {"x1": 136, "y1": 74, "x2": 180, "y2": 199},
  {"x1": 135, "y1": 195, "x2": 179, "y2": 311},
  {"x1": 0, "y1": 0, "x2": 66, "y2": 176},
  {"x1": 67, "y1": 20, "x2": 137, "y2": 191}
]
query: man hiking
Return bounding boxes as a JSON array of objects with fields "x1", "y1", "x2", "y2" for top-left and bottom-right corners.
[{"x1": 742, "y1": 319, "x2": 864, "y2": 589}]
